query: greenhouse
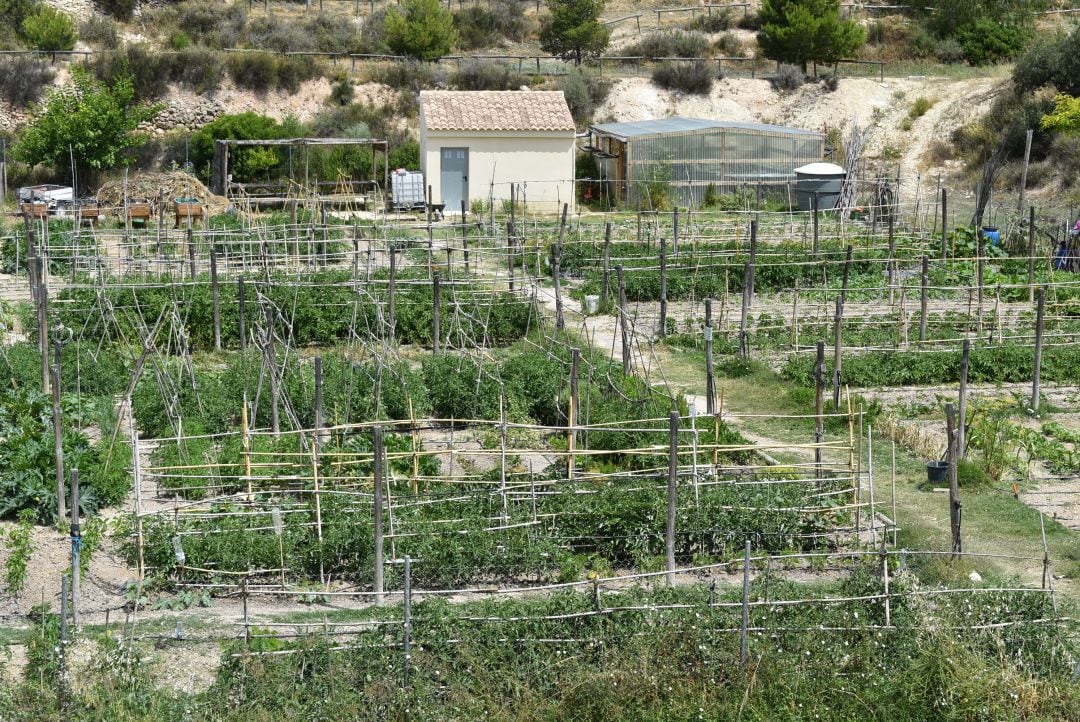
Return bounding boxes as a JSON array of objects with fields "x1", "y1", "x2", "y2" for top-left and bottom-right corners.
[{"x1": 587, "y1": 117, "x2": 825, "y2": 207}]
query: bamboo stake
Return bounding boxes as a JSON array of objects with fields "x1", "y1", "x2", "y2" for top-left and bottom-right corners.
[
  {"x1": 373, "y1": 425, "x2": 384, "y2": 605},
  {"x1": 665, "y1": 411, "x2": 678, "y2": 587}
]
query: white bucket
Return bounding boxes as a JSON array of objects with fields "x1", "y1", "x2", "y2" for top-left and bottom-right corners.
[{"x1": 583, "y1": 295, "x2": 600, "y2": 315}]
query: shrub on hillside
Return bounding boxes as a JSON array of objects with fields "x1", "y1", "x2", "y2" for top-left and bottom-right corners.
[
  {"x1": 357, "y1": 9, "x2": 389, "y2": 55},
  {"x1": 308, "y1": 102, "x2": 411, "y2": 147},
  {"x1": 685, "y1": 12, "x2": 732, "y2": 33},
  {"x1": 712, "y1": 32, "x2": 743, "y2": 57},
  {"x1": 454, "y1": 3, "x2": 528, "y2": 50},
  {"x1": 651, "y1": 61, "x2": 714, "y2": 95},
  {"x1": 177, "y1": 2, "x2": 247, "y2": 49},
  {"x1": 275, "y1": 55, "x2": 318, "y2": 93},
  {"x1": 451, "y1": 60, "x2": 526, "y2": 91},
  {"x1": 245, "y1": 15, "x2": 314, "y2": 53},
  {"x1": 934, "y1": 38, "x2": 965, "y2": 64},
  {"x1": 226, "y1": 52, "x2": 276, "y2": 93},
  {"x1": 308, "y1": 12, "x2": 360, "y2": 54},
  {"x1": 385, "y1": 0, "x2": 457, "y2": 61},
  {"x1": 367, "y1": 59, "x2": 443, "y2": 93},
  {"x1": 1050, "y1": 134, "x2": 1080, "y2": 188},
  {"x1": 84, "y1": 46, "x2": 175, "y2": 99},
  {"x1": 624, "y1": 30, "x2": 708, "y2": 59},
  {"x1": 174, "y1": 47, "x2": 223, "y2": 94},
  {"x1": 955, "y1": 18, "x2": 1029, "y2": 66},
  {"x1": 78, "y1": 14, "x2": 117, "y2": 47},
  {"x1": 22, "y1": 6, "x2": 78, "y2": 54},
  {"x1": 0, "y1": 57, "x2": 55, "y2": 106},
  {"x1": 771, "y1": 64, "x2": 804, "y2": 92},
  {"x1": 736, "y1": 11, "x2": 761, "y2": 30},
  {"x1": 95, "y1": 0, "x2": 136, "y2": 22},
  {"x1": 329, "y1": 78, "x2": 354, "y2": 106},
  {"x1": 557, "y1": 68, "x2": 611, "y2": 125},
  {"x1": 1012, "y1": 26, "x2": 1080, "y2": 96}
]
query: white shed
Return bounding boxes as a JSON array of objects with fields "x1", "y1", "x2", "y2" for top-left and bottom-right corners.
[{"x1": 418, "y1": 90, "x2": 576, "y2": 214}]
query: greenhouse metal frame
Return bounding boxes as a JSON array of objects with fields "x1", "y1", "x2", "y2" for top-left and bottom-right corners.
[{"x1": 587, "y1": 117, "x2": 825, "y2": 207}]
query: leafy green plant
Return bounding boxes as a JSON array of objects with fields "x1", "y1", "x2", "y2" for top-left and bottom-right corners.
[
  {"x1": 385, "y1": 0, "x2": 458, "y2": 61},
  {"x1": 539, "y1": 0, "x2": 611, "y2": 66},
  {"x1": 758, "y1": 0, "x2": 865, "y2": 73},
  {"x1": 3, "y1": 508, "x2": 35, "y2": 597},
  {"x1": 16, "y1": 68, "x2": 159, "y2": 188},
  {"x1": 22, "y1": 5, "x2": 77, "y2": 55}
]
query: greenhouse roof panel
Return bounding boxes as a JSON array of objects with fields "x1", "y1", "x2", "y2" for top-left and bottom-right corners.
[{"x1": 591, "y1": 117, "x2": 821, "y2": 140}]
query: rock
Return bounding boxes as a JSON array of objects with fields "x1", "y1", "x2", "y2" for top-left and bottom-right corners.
[{"x1": 968, "y1": 571, "x2": 982, "y2": 583}]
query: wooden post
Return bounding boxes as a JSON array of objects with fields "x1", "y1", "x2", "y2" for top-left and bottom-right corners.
[
  {"x1": 426, "y1": 185, "x2": 433, "y2": 270},
  {"x1": 402, "y1": 555, "x2": 412, "y2": 689},
  {"x1": 659, "y1": 235, "x2": 668, "y2": 338},
  {"x1": 388, "y1": 245, "x2": 397, "y2": 340},
  {"x1": 812, "y1": 192, "x2": 820, "y2": 259},
  {"x1": 568, "y1": 349, "x2": 579, "y2": 479},
  {"x1": 461, "y1": 200, "x2": 469, "y2": 272},
  {"x1": 1032, "y1": 288, "x2": 1045, "y2": 412},
  {"x1": 815, "y1": 341, "x2": 825, "y2": 479},
  {"x1": 129, "y1": 397, "x2": 145, "y2": 579},
  {"x1": 832, "y1": 246, "x2": 852, "y2": 408},
  {"x1": 945, "y1": 403, "x2": 961, "y2": 559},
  {"x1": 665, "y1": 411, "x2": 679, "y2": 587},
  {"x1": 831, "y1": 295, "x2": 844, "y2": 409},
  {"x1": 748, "y1": 219, "x2": 758, "y2": 303},
  {"x1": 157, "y1": 187, "x2": 165, "y2": 250},
  {"x1": 887, "y1": 213, "x2": 896, "y2": 305},
  {"x1": 919, "y1": 255, "x2": 928, "y2": 343},
  {"x1": 210, "y1": 249, "x2": 221, "y2": 351},
  {"x1": 1028, "y1": 205, "x2": 1036, "y2": 304},
  {"x1": 373, "y1": 425, "x2": 384, "y2": 605},
  {"x1": 792, "y1": 281, "x2": 800, "y2": 350},
  {"x1": 958, "y1": 339, "x2": 969, "y2": 458},
  {"x1": 740, "y1": 538, "x2": 750, "y2": 672},
  {"x1": 187, "y1": 227, "x2": 196, "y2": 280},
  {"x1": 704, "y1": 299, "x2": 715, "y2": 415},
  {"x1": 432, "y1": 272, "x2": 442, "y2": 353},
  {"x1": 738, "y1": 262, "x2": 750, "y2": 358},
  {"x1": 51, "y1": 359, "x2": 66, "y2": 525},
  {"x1": 507, "y1": 220, "x2": 517, "y2": 291},
  {"x1": 241, "y1": 397, "x2": 252, "y2": 500},
  {"x1": 314, "y1": 356, "x2": 324, "y2": 451},
  {"x1": 310, "y1": 442, "x2": 324, "y2": 586},
  {"x1": 673, "y1": 207, "x2": 679, "y2": 257},
  {"x1": 617, "y1": 265, "x2": 631, "y2": 374},
  {"x1": 841, "y1": 244, "x2": 853, "y2": 299},
  {"x1": 554, "y1": 203, "x2": 567, "y2": 331},
  {"x1": 1018, "y1": 129, "x2": 1033, "y2": 213},
  {"x1": 59, "y1": 575, "x2": 67, "y2": 710},
  {"x1": 33, "y1": 257, "x2": 49, "y2": 394},
  {"x1": 976, "y1": 239, "x2": 984, "y2": 336},
  {"x1": 602, "y1": 222, "x2": 612, "y2": 300},
  {"x1": 264, "y1": 303, "x2": 280, "y2": 436},
  {"x1": 352, "y1": 226, "x2": 360, "y2": 283},
  {"x1": 940, "y1": 188, "x2": 948, "y2": 260},
  {"x1": 238, "y1": 276, "x2": 247, "y2": 351},
  {"x1": 69, "y1": 467, "x2": 79, "y2": 630}
]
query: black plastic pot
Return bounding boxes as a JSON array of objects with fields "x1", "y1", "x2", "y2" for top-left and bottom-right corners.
[{"x1": 926, "y1": 460, "x2": 950, "y2": 484}]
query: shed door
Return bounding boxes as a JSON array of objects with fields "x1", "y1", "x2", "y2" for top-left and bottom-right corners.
[{"x1": 440, "y1": 147, "x2": 469, "y2": 211}]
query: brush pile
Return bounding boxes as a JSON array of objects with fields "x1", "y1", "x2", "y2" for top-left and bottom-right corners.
[{"x1": 95, "y1": 171, "x2": 228, "y2": 215}]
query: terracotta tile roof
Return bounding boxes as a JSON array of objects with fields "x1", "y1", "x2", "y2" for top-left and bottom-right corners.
[{"x1": 420, "y1": 91, "x2": 575, "y2": 132}]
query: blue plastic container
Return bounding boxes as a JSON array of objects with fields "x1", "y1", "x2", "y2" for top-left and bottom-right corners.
[{"x1": 981, "y1": 227, "x2": 1000, "y2": 245}]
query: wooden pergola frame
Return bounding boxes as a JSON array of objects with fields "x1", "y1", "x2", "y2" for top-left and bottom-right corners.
[{"x1": 211, "y1": 137, "x2": 390, "y2": 204}]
